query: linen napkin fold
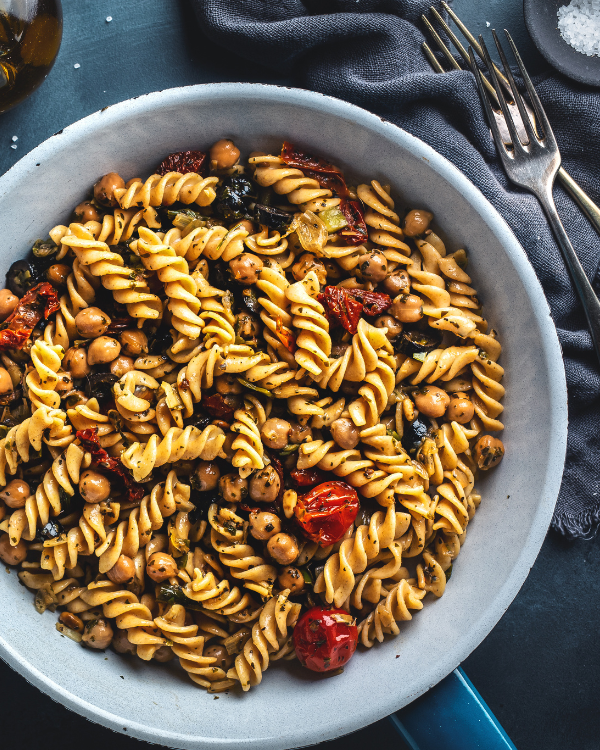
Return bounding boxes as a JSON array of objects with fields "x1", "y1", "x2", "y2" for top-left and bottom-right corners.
[{"x1": 193, "y1": 0, "x2": 600, "y2": 538}]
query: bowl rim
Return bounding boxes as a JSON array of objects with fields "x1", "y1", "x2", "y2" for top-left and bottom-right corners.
[{"x1": 0, "y1": 81, "x2": 568, "y2": 748}]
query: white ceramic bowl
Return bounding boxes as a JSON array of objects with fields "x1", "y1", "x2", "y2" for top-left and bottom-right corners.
[{"x1": 0, "y1": 84, "x2": 567, "y2": 750}]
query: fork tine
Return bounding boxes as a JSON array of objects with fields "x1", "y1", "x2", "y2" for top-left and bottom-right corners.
[
  {"x1": 469, "y1": 46, "x2": 511, "y2": 159},
  {"x1": 422, "y1": 42, "x2": 445, "y2": 73},
  {"x1": 491, "y1": 30, "x2": 538, "y2": 144},
  {"x1": 478, "y1": 34, "x2": 524, "y2": 150},
  {"x1": 421, "y1": 15, "x2": 461, "y2": 71},
  {"x1": 428, "y1": 7, "x2": 471, "y2": 68},
  {"x1": 504, "y1": 29, "x2": 556, "y2": 148}
]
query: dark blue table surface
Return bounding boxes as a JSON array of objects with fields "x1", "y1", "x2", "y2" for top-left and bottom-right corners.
[{"x1": 0, "y1": 2, "x2": 597, "y2": 750}]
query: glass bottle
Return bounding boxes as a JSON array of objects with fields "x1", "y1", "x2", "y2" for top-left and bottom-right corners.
[{"x1": 0, "y1": 0, "x2": 62, "y2": 114}]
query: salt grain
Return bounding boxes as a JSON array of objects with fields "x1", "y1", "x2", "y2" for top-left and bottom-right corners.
[
  {"x1": 10, "y1": 145, "x2": 17, "y2": 150},
  {"x1": 11, "y1": 136, "x2": 17, "y2": 142},
  {"x1": 106, "y1": 16, "x2": 112, "y2": 22},
  {"x1": 74, "y1": 63, "x2": 80, "y2": 69},
  {"x1": 558, "y1": 0, "x2": 600, "y2": 56},
  {"x1": 486, "y1": 21, "x2": 490, "y2": 27}
]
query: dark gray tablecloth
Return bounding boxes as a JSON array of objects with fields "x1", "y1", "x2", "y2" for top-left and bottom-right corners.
[{"x1": 194, "y1": 0, "x2": 600, "y2": 538}]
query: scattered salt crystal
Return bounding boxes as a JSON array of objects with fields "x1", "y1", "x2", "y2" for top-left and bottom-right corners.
[
  {"x1": 10, "y1": 144, "x2": 17, "y2": 150},
  {"x1": 11, "y1": 136, "x2": 17, "y2": 142},
  {"x1": 486, "y1": 21, "x2": 490, "y2": 27},
  {"x1": 557, "y1": 0, "x2": 600, "y2": 57},
  {"x1": 74, "y1": 63, "x2": 80, "y2": 69},
  {"x1": 106, "y1": 16, "x2": 112, "y2": 22}
]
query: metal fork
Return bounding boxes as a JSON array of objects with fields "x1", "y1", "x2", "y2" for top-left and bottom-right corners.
[
  {"x1": 473, "y1": 29, "x2": 600, "y2": 363},
  {"x1": 422, "y1": 2, "x2": 600, "y2": 241}
]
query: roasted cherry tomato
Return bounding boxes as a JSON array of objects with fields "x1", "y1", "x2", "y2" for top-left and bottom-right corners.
[
  {"x1": 294, "y1": 480, "x2": 359, "y2": 546},
  {"x1": 293, "y1": 605, "x2": 358, "y2": 673}
]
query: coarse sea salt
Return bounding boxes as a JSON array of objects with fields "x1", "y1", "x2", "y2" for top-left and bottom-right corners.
[{"x1": 557, "y1": 0, "x2": 600, "y2": 57}]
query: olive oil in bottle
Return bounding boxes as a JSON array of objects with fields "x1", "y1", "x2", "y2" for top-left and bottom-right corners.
[{"x1": 0, "y1": 0, "x2": 62, "y2": 114}]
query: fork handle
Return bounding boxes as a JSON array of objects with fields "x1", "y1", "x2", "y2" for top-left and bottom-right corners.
[
  {"x1": 557, "y1": 167, "x2": 600, "y2": 239},
  {"x1": 538, "y1": 186, "x2": 600, "y2": 363}
]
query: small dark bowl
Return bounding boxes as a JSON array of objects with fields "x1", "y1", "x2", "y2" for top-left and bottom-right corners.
[{"x1": 524, "y1": 0, "x2": 600, "y2": 87}]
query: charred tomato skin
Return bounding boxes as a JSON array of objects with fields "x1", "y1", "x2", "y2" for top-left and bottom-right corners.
[
  {"x1": 293, "y1": 606, "x2": 358, "y2": 673},
  {"x1": 294, "y1": 480, "x2": 359, "y2": 546}
]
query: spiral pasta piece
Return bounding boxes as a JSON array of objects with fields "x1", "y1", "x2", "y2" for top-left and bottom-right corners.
[
  {"x1": 471, "y1": 359, "x2": 505, "y2": 431},
  {"x1": 114, "y1": 171, "x2": 218, "y2": 209},
  {"x1": 61, "y1": 223, "x2": 162, "y2": 322},
  {"x1": 357, "y1": 578, "x2": 426, "y2": 647},
  {"x1": 122, "y1": 424, "x2": 225, "y2": 482},
  {"x1": 26, "y1": 340, "x2": 65, "y2": 409},
  {"x1": 286, "y1": 270, "x2": 330, "y2": 378},
  {"x1": 250, "y1": 154, "x2": 332, "y2": 210},
  {"x1": 95, "y1": 206, "x2": 161, "y2": 245},
  {"x1": 136, "y1": 227, "x2": 204, "y2": 339},
  {"x1": 226, "y1": 588, "x2": 301, "y2": 691},
  {"x1": 356, "y1": 181, "x2": 411, "y2": 256},
  {"x1": 0, "y1": 407, "x2": 73, "y2": 476},
  {"x1": 231, "y1": 395, "x2": 268, "y2": 478}
]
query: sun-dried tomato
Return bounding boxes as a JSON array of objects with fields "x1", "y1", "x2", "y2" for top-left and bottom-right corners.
[
  {"x1": 156, "y1": 150, "x2": 207, "y2": 176},
  {"x1": 339, "y1": 199, "x2": 368, "y2": 245},
  {"x1": 281, "y1": 142, "x2": 341, "y2": 174},
  {"x1": 317, "y1": 285, "x2": 363, "y2": 335},
  {"x1": 346, "y1": 288, "x2": 392, "y2": 316},
  {"x1": 275, "y1": 315, "x2": 296, "y2": 353},
  {"x1": 76, "y1": 428, "x2": 144, "y2": 503},
  {"x1": 280, "y1": 142, "x2": 349, "y2": 198},
  {"x1": 202, "y1": 393, "x2": 234, "y2": 423},
  {"x1": 105, "y1": 316, "x2": 136, "y2": 334},
  {"x1": 0, "y1": 282, "x2": 59, "y2": 350},
  {"x1": 291, "y1": 468, "x2": 329, "y2": 487}
]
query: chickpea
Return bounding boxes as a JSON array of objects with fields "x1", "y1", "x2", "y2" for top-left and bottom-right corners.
[
  {"x1": 0, "y1": 479, "x2": 30, "y2": 509},
  {"x1": 446, "y1": 394, "x2": 475, "y2": 424},
  {"x1": 413, "y1": 385, "x2": 450, "y2": 418},
  {"x1": 63, "y1": 347, "x2": 91, "y2": 379},
  {"x1": 404, "y1": 209, "x2": 433, "y2": 237},
  {"x1": 219, "y1": 473, "x2": 248, "y2": 503},
  {"x1": 75, "y1": 307, "x2": 111, "y2": 338},
  {"x1": 289, "y1": 422, "x2": 311, "y2": 445},
  {"x1": 261, "y1": 417, "x2": 291, "y2": 450},
  {"x1": 0, "y1": 534, "x2": 26, "y2": 565},
  {"x1": 82, "y1": 618, "x2": 114, "y2": 650},
  {"x1": 110, "y1": 355, "x2": 135, "y2": 378},
  {"x1": 389, "y1": 293, "x2": 423, "y2": 323},
  {"x1": 473, "y1": 435, "x2": 505, "y2": 470},
  {"x1": 154, "y1": 645, "x2": 174, "y2": 662},
  {"x1": 249, "y1": 466, "x2": 280, "y2": 504},
  {"x1": 291, "y1": 253, "x2": 327, "y2": 286},
  {"x1": 94, "y1": 172, "x2": 125, "y2": 208},
  {"x1": 87, "y1": 336, "x2": 121, "y2": 366},
  {"x1": 249, "y1": 511, "x2": 282, "y2": 541},
  {"x1": 267, "y1": 533, "x2": 299, "y2": 565},
  {"x1": 107, "y1": 554, "x2": 136, "y2": 585},
  {"x1": 46, "y1": 263, "x2": 71, "y2": 288},
  {"x1": 382, "y1": 269, "x2": 410, "y2": 296},
  {"x1": 59, "y1": 611, "x2": 84, "y2": 633},
  {"x1": 215, "y1": 374, "x2": 243, "y2": 395},
  {"x1": 79, "y1": 469, "x2": 111, "y2": 503},
  {"x1": 0, "y1": 367, "x2": 12, "y2": 395},
  {"x1": 236, "y1": 311, "x2": 261, "y2": 341},
  {"x1": 119, "y1": 329, "x2": 148, "y2": 358},
  {"x1": 357, "y1": 251, "x2": 387, "y2": 283},
  {"x1": 0, "y1": 289, "x2": 18, "y2": 322},
  {"x1": 193, "y1": 461, "x2": 220, "y2": 492},
  {"x1": 277, "y1": 566, "x2": 305, "y2": 595},
  {"x1": 323, "y1": 258, "x2": 341, "y2": 280},
  {"x1": 331, "y1": 342, "x2": 349, "y2": 359},
  {"x1": 209, "y1": 139, "x2": 241, "y2": 170},
  {"x1": 374, "y1": 314, "x2": 402, "y2": 340},
  {"x1": 237, "y1": 219, "x2": 255, "y2": 234},
  {"x1": 146, "y1": 552, "x2": 178, "y2": 582},
  {"x1": 73, "y1": 200, "x2": 100, "y2": 223},
  {"x1": 229, "y1": 253, "x2": 263, "y2": 285},
  {"x1": 204, "y1": 644, "x2": 233, "y2": 670},
  {"x1": 112, "y1": 628, "x2": 136, "y2": 655},
  {"x1": 330, "y1": 417, "x2": 360, "y2": 450}
]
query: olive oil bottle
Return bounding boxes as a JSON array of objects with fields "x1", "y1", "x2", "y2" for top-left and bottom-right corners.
[{"x1": 0, "y1": 0, "x2": 62, "y2": 113}]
